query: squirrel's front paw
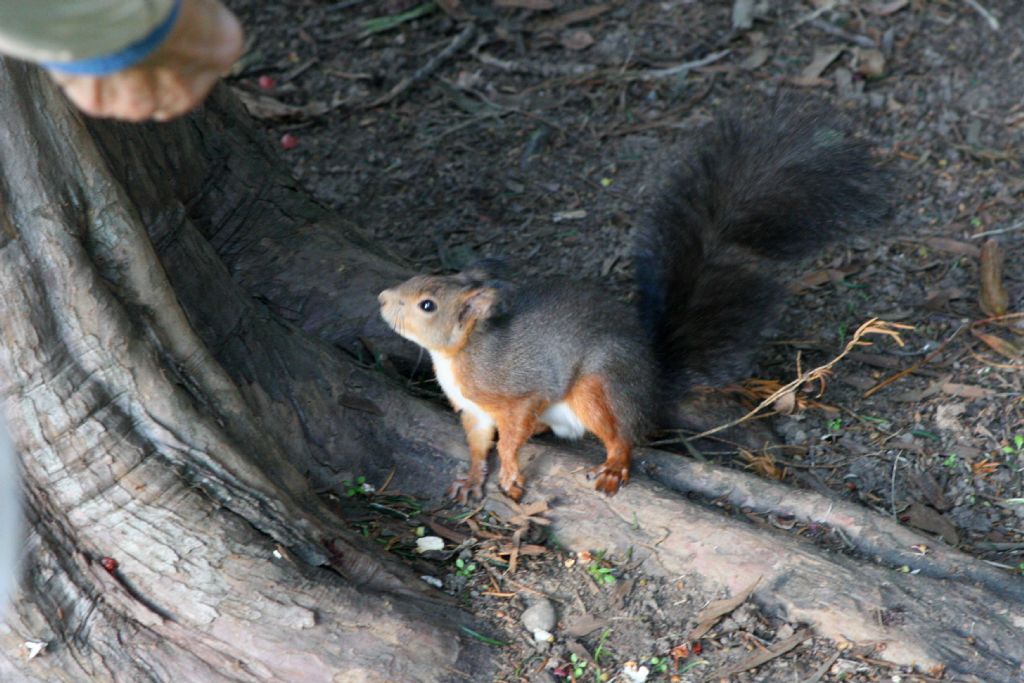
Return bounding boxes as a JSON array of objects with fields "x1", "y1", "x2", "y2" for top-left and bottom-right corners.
[
  {"x1": 446, "y1": 474, "x2": 484, "y2": 504},
  {"x1": 498, "y1": 471, "x2": 525, "y2": 502},
  {"x1": 588, "y1": 464, "x2": 629, "y2": 496}
]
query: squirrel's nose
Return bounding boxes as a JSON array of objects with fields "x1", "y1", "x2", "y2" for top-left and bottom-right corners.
[{"x1": 378, "y1": 290, "x2": 389, "y2": 305}]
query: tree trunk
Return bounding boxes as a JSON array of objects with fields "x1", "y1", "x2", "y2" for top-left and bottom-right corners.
[
  {"x1": 0, "y1": 57, "x2": 1022, "y2": 682},
  {"x1": 0, "y1": 60, "x2": 489, "y2": 682}
]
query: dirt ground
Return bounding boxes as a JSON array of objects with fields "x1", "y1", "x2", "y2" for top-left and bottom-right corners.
[{"x1": 223, "y1": 1, "x2": 1023, "y2": 680}]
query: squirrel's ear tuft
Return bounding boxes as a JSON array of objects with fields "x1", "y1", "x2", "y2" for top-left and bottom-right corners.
[{"x1": 458, "y1": 287, "x2": 500, "y2": 324}]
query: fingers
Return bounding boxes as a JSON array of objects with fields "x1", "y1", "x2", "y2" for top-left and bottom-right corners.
[{"x1": 48, "y1": 0, "x2": 244, "y2": 122}]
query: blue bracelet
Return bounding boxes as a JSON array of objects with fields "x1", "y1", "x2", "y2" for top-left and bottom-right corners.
[{"x1": 41, "y1": 0, "x2": 182, "y2": 76}]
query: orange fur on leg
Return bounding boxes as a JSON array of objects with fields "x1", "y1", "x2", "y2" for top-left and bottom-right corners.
[
  {"x1": 566, "y1": 375, "x2": 632, "y2": 495},
  {"x1": 447, "y1": 411, "x2": 496, "y2": 503},
  {"x1": 489, "y1": 397, "x2": 545, "y2": 502}
]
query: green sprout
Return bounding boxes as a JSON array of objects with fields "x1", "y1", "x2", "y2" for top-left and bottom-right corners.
[
  {"x1": 569, "y1": 652, "x2": 587, "y2": 678},
  {"x1": 942, "y1": 453, "x2": 958, "y2": 469},
  {"x1": 586, "y1": 551, "x2": 617, "y2": 586},
  {"x1": 649, "y1": 656, "x2": 669, "y2": 674},
  {"x1": 454, "y1": 557, "x2": 477, "y2": 578},
  {"x1": 1001, "y1": 435, "x2": 1024, "y2": 457},
  {"x1": 593, "y1": 628, "x2": 613, "y2": 665},
  {"x1": 343, "y1": 475, "x2": 371, "y2": 497},
  {"x1": 361, "y1": 3, "x2": 435, "y2": 35},
  {"x1": 828, "y1": 417, "x2": 843, "y2": 432}
]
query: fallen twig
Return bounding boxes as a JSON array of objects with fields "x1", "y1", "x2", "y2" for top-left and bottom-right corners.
[
  {"x1": 475, "y1": 51, "x2": 598, "y2": 77},
  {"x1": 805, "y1": 651, "x2": 842, "y2": 683},
  {"x1": 968, "y1": 312, "x2": 1024, "y2": 369},
  {"x1": 791, "y1": 0, "x2": 837, "y2": 28},
  {"x1": 368, "y1": 22, "x2": 477, "y2": 107},
  {"x1": 970, "y1": 219, "x2": 1024, "y2": 238},
  {"x1": 810, "y1": 18, "x2": 876, "y2": 48},
  {"x1": 475, "y1": 49, "x2": 730, "y2": 82},
  {"x1": 963, "y1": 0, "x2": 1000, "y2": 31},
  {"x1": 360, "y1": 2, "x2": 436, "y2": 37},
  {"x1": 712, "y1": 628, "x2": 812, "y2": 678},
  {"x1": 628, "y1": 49, "x2": 731, "y2": 81},
  {"x1": 863, "y1": 323, "x2": 964, "y2": 398},
  {"x1": 691, "y1": 319, "x2": 912, "y2": 440}
]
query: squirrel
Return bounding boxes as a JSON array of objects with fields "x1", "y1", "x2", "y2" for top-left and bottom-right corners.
[{"x1": 378, "y1": 104, "x2": 890, "y2": 503}]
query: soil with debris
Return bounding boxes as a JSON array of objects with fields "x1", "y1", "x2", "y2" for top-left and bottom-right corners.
[{"x1": 224, "y1": 0, "x2": 1023, "y2": 680}]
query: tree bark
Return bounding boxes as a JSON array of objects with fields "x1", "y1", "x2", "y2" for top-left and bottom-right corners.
[
  {"x1": 0, "y1": 60, "x2": 489, "y2": 682},
  {"x1": 0, "y1": 56, "x2": 1022, "y2": 683}
]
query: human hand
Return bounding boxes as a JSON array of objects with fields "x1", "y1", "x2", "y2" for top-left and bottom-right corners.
[{"x1": 49, "y1": 0, "x2": 243, "y2": 122}]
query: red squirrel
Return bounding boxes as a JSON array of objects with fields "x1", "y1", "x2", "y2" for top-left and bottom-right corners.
[{"x1": 378, "y1": 105, "x2": 890, "y2": 502}]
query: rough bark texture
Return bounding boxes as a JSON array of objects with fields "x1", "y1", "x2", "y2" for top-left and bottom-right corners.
[
  {"x1": 0, "y1": 56, "x2": 1022, "y2": 683},
  {"x1": 0, "y1": 60, "x2": 488, "y2": 682}
]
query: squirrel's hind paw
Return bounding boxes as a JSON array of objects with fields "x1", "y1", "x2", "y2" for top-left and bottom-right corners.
[
  {"x1": 446, "y1": 475, "x2": 484, "y2": 504},
  {"x1": 588, "y1": 464, "x2": 629, "y2": 496},
  {"x1": 498, "y1": 470, "x2": 526, "y2": 502}
]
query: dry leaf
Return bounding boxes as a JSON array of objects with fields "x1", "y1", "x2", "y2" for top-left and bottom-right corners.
[
  {"x1": 788, "y1": 265, "x2": 859, "y2": 293},
  {"x1": 560, "y1": 29, "x2": 595, "y2": 51},
  {"x1": 934, "y1": 402, "x2": 966, "y2": 432},
  {"x1": 924, "y1": 237, "x2": 980, "y2": 258},
  {"x1": 864, "y1": 0, "x2": 909, "y2": 16},
  {"x1": 855, "y1": 47, "x2": 886, "y2": 79},
  {"x1": 495, "y1": 0, "x2": 556, "y2": 8},
  {"x1": 972, "y1": 459, "x2": 1000, "y2": 476},
  {"x1": 234, "y1": 89, "x2": 329, "y2": 121},
  {"x1": 903, "y1": 503, "x2": 959, "y2": 545},
  {"x1": 529, "y1": 3, "x2": 610, "y2": 32},
  {"x1": 979, "y1": 239, "x2": 1009, "y2": 316},
  {"x1": 564, "y1": 614, "x2": 610, "y2": 638},
  {"x1": 740, "y1": 449, "x2": 785, "y2": 479},
  {"x1": 924, "y1": 287, "x2": 967, "y2": 311},
  {"x1": 792, "y1": 46, "x2": 843, "y2": 87},
  {"x1": 740, "y1": 47, "x2": 771, "y2": 70},
  {"x1": 427, "y1": 519, "x2": 471, "y2": 543},
  {"x1": 939, "y1": 382, "x2": 994, "y2": 399},
  {"x1": 971, "y1": 328, "x2": 1021, "y2": 359},
  {"x1": 435, "y1": 0, "x2": 470, "y2": 20},
  {"x1": 772, "y1": 389, "x2": 798, "y2": 415},
  {"x1": 688, "y1": 577, "x2": 761, "y2": 641},
  {"x1": 713, "y1": 629, "x2": 812, "y2": 678}
]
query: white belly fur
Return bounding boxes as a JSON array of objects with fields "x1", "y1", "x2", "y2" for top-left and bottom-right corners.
[
  {"x1": 432, "y1": 353, "x2": 587, "y2": 439},
  {"x1": 539, "y1": 401, "x2": 587, "y2": 440},
  {"x1": 430, "y1": 352, "x2": 494, "y2": 428}
]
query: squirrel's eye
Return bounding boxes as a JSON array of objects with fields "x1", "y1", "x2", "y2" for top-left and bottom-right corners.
[{"x1": 419, "y1": 299, "x2": 437, "y2": 313}]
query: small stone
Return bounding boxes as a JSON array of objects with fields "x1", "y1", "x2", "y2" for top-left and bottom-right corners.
[
  {"x1": 622, "y1": 661, "x2": 650, "y2": 683},
  {"x1": 855, "y1": 48, "x2": 886, "y2": 79},
  {"x1": 420, "y1": 575, "x2": 443, "y2": 589},
  {"x1": 415, "y1": 536, "x2": 444, "y2": 553},
  {"x1": 521, "y1": 598, "x2": 557, "y2": 635},
  {"x1": 532, "y1": 628, "x2": 554, "y2": 643}
]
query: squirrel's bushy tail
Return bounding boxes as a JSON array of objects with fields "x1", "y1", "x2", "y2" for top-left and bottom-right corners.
[{"x1": 635, "y1": 104, "x2": 891, "y2": 395}]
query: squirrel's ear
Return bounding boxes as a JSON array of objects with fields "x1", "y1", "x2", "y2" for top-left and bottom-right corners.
[
  {"x1": 455, "y1": 258, "x2": 509, "y2": 285},
  {"x1": 458, "y1": 287, "x2": 500, "y2": 324}
]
